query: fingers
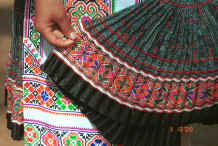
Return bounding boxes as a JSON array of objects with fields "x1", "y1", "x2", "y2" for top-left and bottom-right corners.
[
  {"x1": 56, "y1": 13, "x2": 79, "y2": 41},
  {"x1": 34, "y1": 0, "x2": 79, "y2": 48},
  {"x1": 53, "y1": 29, "x2": 64, "y2": 38},
  {"x1": 35, "y1": 15, "x2": 79, "y2": 47},
  {"x1": 40, "y1": 27, "x2": 74, "y2": 48}
]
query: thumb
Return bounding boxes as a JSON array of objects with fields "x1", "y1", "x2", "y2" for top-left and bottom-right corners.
[
  {"x1": 56, "y1": 13, "x2": 79, "y2": 41},
  {"x1": 40, "y1": 27, "x2": 75, "y2": 48}
]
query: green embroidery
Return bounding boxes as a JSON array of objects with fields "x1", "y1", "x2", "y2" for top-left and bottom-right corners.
[
  {"x1": 24, "y1": 87, "x2": 29, "y2": 98},
  {"x1": 55, "y1": 92, "x2": 77, "y2": 111}
]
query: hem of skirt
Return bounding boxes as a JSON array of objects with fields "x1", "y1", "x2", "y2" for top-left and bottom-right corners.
[
  {"x1": 6, "y1": 113, "x2": 24, "y2": 140},
  {"x1": 41, "y1": 54, "x2": 218, "y2": 127},
  {"x1": 41, "y1": 54, "x2": 183, "y2": 146},
  {"x1": 41, "y1": 56, "x2": 184, "y2": 146}
]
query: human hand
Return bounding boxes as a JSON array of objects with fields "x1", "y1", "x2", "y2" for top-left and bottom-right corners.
[{"x1": 35, "y1": 0, "x2": 78, "y2": 47}]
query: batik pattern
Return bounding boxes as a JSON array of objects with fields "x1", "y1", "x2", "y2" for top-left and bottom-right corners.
[
  {"x1": 22, "y1": 0, "x2": 134, "y2": 145},
  {"x1": 50, "y1": 0, "x2": 218, "y2": 113},
  {"x1": 39, "y1": 1, "x2": 218, "y2": 145},
  {"x1": 53, "y1": 44, "x2": 218, "y2": 112}
]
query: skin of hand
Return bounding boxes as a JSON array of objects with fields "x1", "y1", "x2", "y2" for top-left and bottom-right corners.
[{"x1": 35, "y1": 0, "x2": 78, "y2": 47}]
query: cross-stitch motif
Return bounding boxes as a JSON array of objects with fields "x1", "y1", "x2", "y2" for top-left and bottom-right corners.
[{"x1": 22, "y1": 0, "x2": 129, "y2": 145}]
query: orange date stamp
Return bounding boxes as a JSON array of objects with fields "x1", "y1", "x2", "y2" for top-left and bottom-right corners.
[{"x1": 170, "y1": 126, "x2": 194, "y2": 133}]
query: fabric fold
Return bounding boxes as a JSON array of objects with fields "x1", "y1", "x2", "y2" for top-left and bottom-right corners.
[{"x1": 41, "y1": 0, "x2": 218, "y2": 145}]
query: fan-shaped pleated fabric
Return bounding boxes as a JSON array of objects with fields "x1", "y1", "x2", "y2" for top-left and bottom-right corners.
[{"x1": 41, "y1": 0, "x2": 218, "y2": 145}]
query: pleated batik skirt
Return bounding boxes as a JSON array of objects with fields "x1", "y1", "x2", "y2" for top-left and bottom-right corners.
[
  {"x1": 9, "y1": 0, "x2": 158, "y2": 145},
  {"x1": 41, "y1": 0, "x2": 218, "y2": 146}
]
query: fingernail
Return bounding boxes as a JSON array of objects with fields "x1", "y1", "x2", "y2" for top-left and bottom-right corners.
[
  {"x1": 62, "y1": 36, "x2": 67, "y2": 40},
  {"x1": 70, "y1": 32, "x2": 79, "y2": 40}
]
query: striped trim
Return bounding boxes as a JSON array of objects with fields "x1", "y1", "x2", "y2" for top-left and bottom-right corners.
[
  {"x1": 24, "y1": 104, "x2": 99, "y2": 131},
  {"x1": 24, "y1": 120, "x2": 99, "y2": 132},
  {"x1": 23, "y1": 75, "x2": 56, "y2": 85},
  {"x1": 52, "y1": 50, "x2": 218, "y2": 113},
  {"x1": 24, "y1": 105, "x2": 85, "y2": 117},
  {"x1": 23, "y1": 0, "x2": 30, "y2": 38}
]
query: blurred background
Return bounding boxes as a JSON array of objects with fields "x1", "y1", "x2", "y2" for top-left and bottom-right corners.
[
  {"x1": 0, "y1": 0, "x2": 23, "y2": 145},
  {"x1": 0, "y1": 0, "x2": 217, "y2": 146}
]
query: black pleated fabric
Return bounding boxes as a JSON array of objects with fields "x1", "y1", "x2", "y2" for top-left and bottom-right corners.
[
  {"x1": 41, "y1": 0, "x2": 218, "y2": 145},
  {"x1": 5, "y1": 88, "x2": 24, "y2": 140},
  {"x1": 41, "y1": 54, "x2": 218, "y2": 145},
  {"x1": 41, "y1": 54, "x2": 218, "y2": 126},
  {"x1": 6, "y1": 113, "x2": 24, "y2": 140}
]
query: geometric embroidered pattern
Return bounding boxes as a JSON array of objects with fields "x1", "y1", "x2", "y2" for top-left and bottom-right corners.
[{"x1": 22, "y1": 0, "x2": 121, "y2": 145}]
